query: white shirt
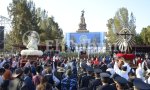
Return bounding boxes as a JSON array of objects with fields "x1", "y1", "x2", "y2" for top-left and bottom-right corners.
[
  {"x1": 120, "y1": 71, "x2": 129, "y2": 80},
  {"x1": 86, "y1": 61, "x2": 91, "y2": 66},
  {"x1": 114, "y1": 62, "x2": 131, "y2": 80},
  {"x1": 114, "y1": 62, "x2": 121, "y2": 75},
  {"x1": 136, "y1": 67, "x2": 145, "y2": 81}
]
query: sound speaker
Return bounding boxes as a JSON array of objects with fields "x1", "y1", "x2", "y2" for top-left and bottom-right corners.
[{"x1": 0, "y1": 26, "x2": 4, "y2": 50}]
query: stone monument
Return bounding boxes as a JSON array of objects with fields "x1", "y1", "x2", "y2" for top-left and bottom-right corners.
[
  {"x1": 20, "y1": 31, "x2": 43, "y2": 66},
  {"x1": 76, "y1": 10, "x2": 89, "y2": 33}
]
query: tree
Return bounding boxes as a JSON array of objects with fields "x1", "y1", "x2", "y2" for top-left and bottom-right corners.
[
  {"x1": 7, "y1": 0, "x2": 38, "y2": 45},
  {"x1": 106, "y1": 7, "x2": 136, "y2": 44},
  {"x1": 106, "y1": 18, "x2": 117, "y2": 44},
  {"x1": 135, "y1": 34, "x2": 143, "y2": 45},
  {"x1": 140, "y1": 26, "x2": 150, "y2": 45},
  {"x1": 6, "y1": 0, "x2": 63, "y2": 51},
  {"x1": 39, "y1": 16, "x2": 63, "y2": 44}
]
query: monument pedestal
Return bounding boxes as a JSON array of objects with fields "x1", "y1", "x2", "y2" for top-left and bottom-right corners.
[{"x1": 76, "y1": 29, "x2": 89, "y2": 33}]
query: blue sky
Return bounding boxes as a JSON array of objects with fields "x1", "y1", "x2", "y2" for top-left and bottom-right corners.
[{"x1": 0, "y1": 0, "x2": 150, "y2": 34}]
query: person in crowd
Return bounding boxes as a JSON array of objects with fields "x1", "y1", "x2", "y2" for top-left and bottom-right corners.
[
  {"x1": 114, "y1": 57, "x2": 131, "y2": 79},
  {"x1": 136, "y1": 57, "x2": 142, "y2": 66},
  {"x1": 79, "y1": 66, "x2": 94, "y2": 89},
  {"x1": 36, "y1": 76, "x2": 52, "y2": 90},
  {"x1": 56, "y1": 67, "x2": 65, "y2": 90},
  {"x1": 107, "y1": 58, "x2": 115, "y2": 68},
  {"x1": 0, "y1": 68, "x2": 5, "y2": 87},
  {"x1": 100, "y1": 58, "x2": 107, "y2": 72},
  {"x1": 88, "y1": 68, "x2": 102, "y2": 90},
  {"x1": 106, "y1": 68, "x2": 115, "y2": 84},
  {"x1": 128, "y1": 71, "x2": 136, "y2": 89},
  {"x1": 30, "y1": 61, "x2": 36, "y2": 76},
  {"x1": 71, "y1": 59, "x2": 78, "y2": 78},
  {"x1": 11, "y1": 58, "x2": 18, "y2": 72},
  {"x1": 61, "y1": 69, "x2": 77, "y2": 90},
  {"x1": 78, "y1": 62, "x2": 87, "y2": 87},
  {"x1": 1, "y1": 63, "x2": 12, "y2": 90},
  {"x1": 96, "y1": 72, "x2": 116, "y2": 90},
  {"x1": 93, "y1": 57, "x2": 100, "y2": 66},
  {"x1": 133, "y1": 78, "x2": 150, "y2": 90},
  {"x1": 145, "y1": 69, "x2": 150, "y2": 84},
  {"x1": 42, "y1": 64, "x2": 48, "y2": 75},
  {"x1": 136, "y1": 63, "x2": 145, "y2": 81},
  {"x1": 113, "y1": 75, "x2": 129, "y2": 90},
  {"x1": 24, "y1": 60, "x2": 31, "y2": 67},
  {"x1": 86, "y1": 59, "x2": 92, "y2": 66},
  {"x1": 0, "y1": 57, "x2": 6, "y2": 68},
  {"x1": 8, "y1": 68, "x2": 25, "y2": 90},
  {"x1": 106, "y1": 67, "x2": 115, "y2": 78},
  {"x1": 44, "y1": 67, "x2": 60, "y2": 87},
  {"x1": 23, "y1": 67, "x2": 35, "y2": 90},
  {"x1": 120, "y1": 65, "x2": 129, "y2": 80},
  {"x1": 142, "y1": 59, "x2": 150, "y2": 71},
  {"x1": 32, "y1": 65, "x2": 43, "y2": 87}
]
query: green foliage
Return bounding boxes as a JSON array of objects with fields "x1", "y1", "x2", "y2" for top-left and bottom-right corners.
[
  {"x1": 140, "y1": 26, "x2": 150, "y2": 45},
  {"x1": 106, "y1": 18, "x2": 117, "y2": 44},
  {"x1": 4, "y1": 33, "x2": 12, "y2": 52},
  {"x1": 106, "y1": 7, "x2": 136, "y2": 44},
  {"x1": 60, "y1": 52, "x2": 78, "y2": 58},
  {"x1": 6, "y1": 0, "x2": 63, "y2": 51},
  {"x1": 135, "y1": 34, "x2": 143, "y2": 45}
]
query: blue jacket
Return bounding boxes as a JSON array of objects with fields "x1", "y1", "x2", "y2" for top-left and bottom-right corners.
[
  {"x1": 61, "y1": 77, "x2": 77, "y2": 90},
  {"x1": 24, "y1": 76, "x2": 35, "y2": 90}
]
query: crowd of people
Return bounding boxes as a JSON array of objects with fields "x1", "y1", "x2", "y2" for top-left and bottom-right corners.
[{"x1": 0, "y1": 54, "x2": 150, "y2": 90}]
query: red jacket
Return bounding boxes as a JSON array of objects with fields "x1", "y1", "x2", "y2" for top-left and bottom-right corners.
[{"x1": 93, "y1": 59, "x2": 99, "y2": 65}]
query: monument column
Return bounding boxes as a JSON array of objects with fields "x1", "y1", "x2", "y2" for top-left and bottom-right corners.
[{"x1": 76, "y1": 10, "x2": 89, "y2": 33}]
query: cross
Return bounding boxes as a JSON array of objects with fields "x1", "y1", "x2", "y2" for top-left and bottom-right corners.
[
  {"x1": 81, "y1": 10, "x2": 85, "y2": 17},
  {"x1": 117, "y1": 30, "x2": 133, "y2": 39}
]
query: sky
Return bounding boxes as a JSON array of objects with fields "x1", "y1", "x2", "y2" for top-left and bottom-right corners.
[{"x1": 0, "y1": 0, "x2": 150, "y2": 34}]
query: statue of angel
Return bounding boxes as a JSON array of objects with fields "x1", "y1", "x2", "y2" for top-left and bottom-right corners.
[{"x1": 26, "y1": 31, "x2": 38, "y2": 50}]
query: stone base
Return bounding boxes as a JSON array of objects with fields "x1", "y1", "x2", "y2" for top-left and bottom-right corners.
[
  {"x1": 76, "y1": 30, "x2": 89, "y2": 33},
  {"x1": 21, "y1": 50, "x2": 43, "y2": 56}
]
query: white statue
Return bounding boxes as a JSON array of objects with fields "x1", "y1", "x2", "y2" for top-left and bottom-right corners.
[
  {"x1": 21, "y1": 31, "x2": 43, "y2": 56},
  {"x1": 26, "y1": 32, "x2": 38, "y2": 50}
]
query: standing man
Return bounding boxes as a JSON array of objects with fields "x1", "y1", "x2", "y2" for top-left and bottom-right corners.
[
  {"x1": 23, "y1": 67, "x2": 35, "y2": 90},
  {"x1": 96, "y1": 73, "x2": 116, "y2": 90},
  {"x1": 114, "y1": 57, "x2": 131, "y2": 79},
  {"x1": 88, "y1": 69, "x2": 102, "y2": 90}
]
